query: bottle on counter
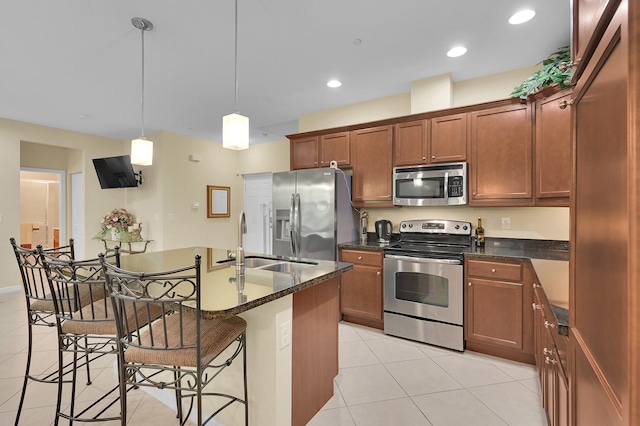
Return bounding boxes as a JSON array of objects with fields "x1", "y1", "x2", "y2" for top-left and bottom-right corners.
[
  {"x1": 360, "y1": 211, "x2": 368, "y2": 242},
  {"x1": 475, "y1": 217, "x2": 485, "y2": 247}
]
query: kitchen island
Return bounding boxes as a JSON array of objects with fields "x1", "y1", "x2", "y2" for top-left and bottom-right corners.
[{"x1": 120, "y1": 246, "x2": 353, "y2": 426}]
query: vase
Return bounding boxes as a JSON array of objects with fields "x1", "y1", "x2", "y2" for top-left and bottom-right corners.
[{"x1": 110, "y1": 228, "x2": 118, "y2": 240}]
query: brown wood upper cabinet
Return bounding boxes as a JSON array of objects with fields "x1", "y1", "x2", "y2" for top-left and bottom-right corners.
[
  {"x1": 534, "y1": 89, "x2": 572, "y2": 206},
  {"x1": 290, "y1": 136, "x2": 319, "y2": 170},
  {"x1": 290, "y1": 132, "x2": 351, "y2": 170},
  {"x1": 469, "y1": 102, "x2": 534, "y2": 207},
  {"x1": 351, "y1": 125, "x2": 394, "y2": 206},
  {"x1": 393, "y1": 113, "x2": 467, "y2": 167}
]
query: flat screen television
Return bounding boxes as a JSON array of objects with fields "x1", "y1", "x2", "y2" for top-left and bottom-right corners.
[{"x1": 92, "y1": 155, "x2": 139, "y2": 189}]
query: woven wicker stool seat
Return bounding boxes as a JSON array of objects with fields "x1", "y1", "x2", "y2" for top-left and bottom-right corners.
[{"x1": 102, "y1": 254, "x2": 249, "y2": 426}]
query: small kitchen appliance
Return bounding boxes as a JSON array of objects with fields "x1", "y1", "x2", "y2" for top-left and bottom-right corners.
[
  {"x1": 383, "y1": 219, "x2": 472, "y2": 351},
  {"x1": 375, "y1": 220, "x2": 392, "y2": 242}
]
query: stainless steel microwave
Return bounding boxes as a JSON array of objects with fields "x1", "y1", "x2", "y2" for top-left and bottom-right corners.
[{"x1": 393, "y1": 162, "x2": 467, "y2": 206}]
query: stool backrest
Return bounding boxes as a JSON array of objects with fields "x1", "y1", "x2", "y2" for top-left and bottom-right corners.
[
  {"x1": 40, "y1": 247, "x2": 121, "y2": 322},
  {"x1": 102, "y1": 254, "x2": 202, "y2": 352},
  {"x1": 10, "y1": 237, "x2": 75, "y2": 310}
]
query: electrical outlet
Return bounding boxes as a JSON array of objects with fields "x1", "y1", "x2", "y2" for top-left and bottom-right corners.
[
  {"x1": 280, "y1": 320, "x2": 291, "y2": 349},
  {"x1": 501, "y1": 217, "x2": 511, "y2": 229}
]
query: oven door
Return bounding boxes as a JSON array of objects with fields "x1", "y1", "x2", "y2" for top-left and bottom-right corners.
[{"x1": 383, "y1": 254, "x2": 463, "y2": 326}]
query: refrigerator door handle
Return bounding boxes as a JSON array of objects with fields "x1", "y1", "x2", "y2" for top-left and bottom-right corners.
[
  {"x1": 289, "y1": 194, "x2": 296, "y2": 255},
  {"x1": 294, "y1": 193, "x2": 301, "y2": 257}
]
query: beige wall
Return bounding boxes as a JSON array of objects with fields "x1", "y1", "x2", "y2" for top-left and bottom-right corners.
[
  {"x1": 299, "y1": 93, "x2": 411, "y2": 133},
  {"x1": 1, "y1": 118, "x2": 127, "y2": 288},
  {"x1": 298, "y1": 65, "x2": 569, "y2": 241}
]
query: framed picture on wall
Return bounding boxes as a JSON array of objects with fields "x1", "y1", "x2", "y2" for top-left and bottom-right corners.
[{"x1": 207, "y1": 185, "x2": 230, "y2": 218}]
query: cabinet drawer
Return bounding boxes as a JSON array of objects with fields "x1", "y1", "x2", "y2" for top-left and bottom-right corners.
[
  {"x1": 467, "y1": 259, "x2": 523, "y2": 282},
  {"x1": 340, "y1": 249, "x2": 383, "y2": 267}
]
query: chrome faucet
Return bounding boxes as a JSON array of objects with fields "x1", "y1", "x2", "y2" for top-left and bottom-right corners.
[{"x1": 236, "y1": 211, "x2": 247, "y2": 274}]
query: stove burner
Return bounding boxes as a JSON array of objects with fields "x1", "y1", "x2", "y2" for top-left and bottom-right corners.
[{"x1": 384, "y1": 219, "x2": 472, "y2": 261}]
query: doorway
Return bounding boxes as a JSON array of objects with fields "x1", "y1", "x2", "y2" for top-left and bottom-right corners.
[
  {"x1": 243, "y1": 173, "x2": 272, "y2": 254},
  {"x1": 19, "y1": 168, "x2": 66, "y2": 249}
]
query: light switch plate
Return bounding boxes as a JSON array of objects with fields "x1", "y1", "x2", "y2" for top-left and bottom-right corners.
[{"x1": 501, "y1": 217, "x2": 511, "y2": 229}]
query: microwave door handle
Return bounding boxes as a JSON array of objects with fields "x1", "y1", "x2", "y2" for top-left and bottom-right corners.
[{"x1": 444, "y1": 172, "x2": 449, "y2": 204}]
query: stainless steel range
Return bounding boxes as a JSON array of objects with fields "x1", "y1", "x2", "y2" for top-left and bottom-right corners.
[{"x1": 383, "y1": 219, "x2": 471, "y2": 351}]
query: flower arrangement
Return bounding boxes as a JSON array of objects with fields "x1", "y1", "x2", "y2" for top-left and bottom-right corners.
[{"x1": 94, "y1": 208, "x2": 136, "y2": 240}]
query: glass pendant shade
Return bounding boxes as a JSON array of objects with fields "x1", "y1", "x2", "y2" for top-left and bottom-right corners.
[
  {"x1": 222, "y1": 113, "x2": 249, "y2": 150},
  {"x1": 131, "y1": 138, "x2": 154, "y2": 166}
]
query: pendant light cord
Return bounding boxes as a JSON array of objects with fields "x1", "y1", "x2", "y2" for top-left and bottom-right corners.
[
  {"x1": 140, "y1": 27, "x2": 146, "y2": 138},
  {"x1": 234, "y1": 0, "x2": 239, "y2": 114}
]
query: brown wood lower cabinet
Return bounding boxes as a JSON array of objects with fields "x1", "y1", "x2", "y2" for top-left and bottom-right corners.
[
  {"x1": 292, "y1": 276, "x2": 339, "y2": 426},
  {"x1": 533, "y1": 287, "x2": 569, "y2": 426},
  {"x1": 464, "y1": 258, "x2": 534, "y2": 363},
  {"x1": 339, "y1": 248, "x2": 383, "y2": 329}
]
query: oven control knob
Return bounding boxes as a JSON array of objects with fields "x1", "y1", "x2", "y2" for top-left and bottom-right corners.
[
  {"x1": 463, "y1": 225, "x2": 468, "y2": 230},
  {"x1": 455, "y1": 225, "x2": 460, "y2": 230},
  {"x1": 401, "y1": 223, "x2": 406, "y2": 228}
]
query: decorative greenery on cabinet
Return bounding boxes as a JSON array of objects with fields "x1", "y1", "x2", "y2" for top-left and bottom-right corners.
[{"x1": 510, "y1": 47, "x2": 572, "y2": 100}]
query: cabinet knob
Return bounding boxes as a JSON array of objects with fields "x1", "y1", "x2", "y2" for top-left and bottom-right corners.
[
  {"x1": 532, "y1": 303, "x2": 541, "y2": 310},
  {"x1": 544, "y1": 320, "x2": 556, "y2": 329},
  {"x1": 314, "y1": 161, "x2": 318, "y2": 165},
  {"x1": 543, "y1": 347, "x2": 553, "y2": 356},
  {"x1": 472, "y1": 192, "x2": 477, "y2": 196},
  {"x1": 358, "y1": 256, "x2": 362, "y2": 260},
  {"x1": 432, "y1": 155, "x2": 435, "y2": 159},
  {"x1": 545, "y1": 356, "x2": 558, "y2": 365},
  {"x1": 558, "y1": 99, "x2": 574, "y2": 109},
  {"x1": 533, "y1": 283, "x2": 542, "y2": 289},
  {"x1": 491, "y1": 268, "x2": 496, "y2": 273},
  {"x1": 422, "y1": 156, "x2": 426, "y2": 160},
  {"x1": 468, "y1": 282, "x2": 472, "y2": 286},
  {"x1": 377, "y1": 271, "x2": 381, "y2": 276}
]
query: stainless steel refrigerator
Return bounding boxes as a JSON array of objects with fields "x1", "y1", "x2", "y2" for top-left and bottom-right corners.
[{"x1": 272, "y1": 168, "x2": 358, "y2": 261}]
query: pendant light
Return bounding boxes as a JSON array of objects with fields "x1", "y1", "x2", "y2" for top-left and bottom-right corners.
[
  {"x1": 130, "y1": 17, "x2": 154, "y2": 166},
  {"x1": 223, "y1": 0, "x2": 249, "y2": 150}
]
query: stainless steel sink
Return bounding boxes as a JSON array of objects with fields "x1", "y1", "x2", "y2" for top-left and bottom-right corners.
[
  {"x1": 217, "y1": 256, "x2": 317, "y2": 272},
  {"x1": 254, "y1": 261, "x2": 314, "y2": 273}
]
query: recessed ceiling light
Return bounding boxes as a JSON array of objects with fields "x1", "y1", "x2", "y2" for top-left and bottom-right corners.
[
  {"x1": 327, "y1": 80, "x2": 342, "y2": 88},
  {"x1": 447, "y1": 46, "x2": 467, "y2": 58},
  {"x1": 509, "y1": 9, "x2": 536, "y2": 25}
]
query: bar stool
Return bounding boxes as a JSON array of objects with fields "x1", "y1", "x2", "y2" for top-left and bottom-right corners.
[
  {"x1": 102, "y1": 254, "x2": 248, "y2": 426},
  {"x1": 40, "y1": 247, "x2": 164, "y2": 424},
  {"x1": 9, "y1": 237, "x2": 100, "y2": 425}
]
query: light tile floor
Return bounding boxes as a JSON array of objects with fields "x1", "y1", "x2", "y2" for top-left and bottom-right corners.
[
  {"x1": 0, "y1": 288, "x2": 547, "y2": 425},
  {"x1": 307, "y1": 322, "x2": 548, "y2": 426}
]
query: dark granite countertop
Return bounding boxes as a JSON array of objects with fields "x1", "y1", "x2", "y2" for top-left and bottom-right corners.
[
  {"x1": 339, "y1": 236, "x2": 570, "y2": 336},
  {"x1": 121, "y1": 247, "x2": 352, "y2": 319}
]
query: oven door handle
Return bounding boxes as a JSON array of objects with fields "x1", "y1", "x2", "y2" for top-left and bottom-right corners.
[{"x1": 384, "y1": 254, "x2": 462, "y2": 265}]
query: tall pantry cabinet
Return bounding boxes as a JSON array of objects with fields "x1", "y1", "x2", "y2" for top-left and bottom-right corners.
[{"x1": 570, "y1": 0, "x2": 640, "y2": 425}]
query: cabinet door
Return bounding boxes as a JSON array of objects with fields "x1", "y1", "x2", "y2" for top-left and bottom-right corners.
[
  {"x1": 466, "y1": 277, "x2": 523, "y2": 350},
  {"x1": 320, "y1": 132, "x2": 350, "y2": 167},
  {"x1": 394, "y1": 120, "x2": 428, "y2": 166},
  {"x1": 573, "y1": 0, "x2": 617, "y2": 79},
  {"x1": 535, "y1": 89, "x2": 572, "y2": 205},
  {"x1": 572, "y1": 4, "x2": 630, "y2": 426},
  {"x1": 431, "y1": 113, "x2": 467, "y2": 163},
  {"x1": 469, "y1": 103, "x2": 534, "y2": 206},
  {"x1": 340, "y1": 264, "x2": 383, "y2": 322},
  {"x1": 290, "y1": 136, "x2": 319, "y2": 169},
  {"x1": 351, "y1": 126, "x2": 394, "y2": 204}
]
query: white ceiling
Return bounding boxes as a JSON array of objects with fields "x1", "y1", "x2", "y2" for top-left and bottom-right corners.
[{"x1": 0, "y1": 0, "x2": 571, "y2": 146}]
